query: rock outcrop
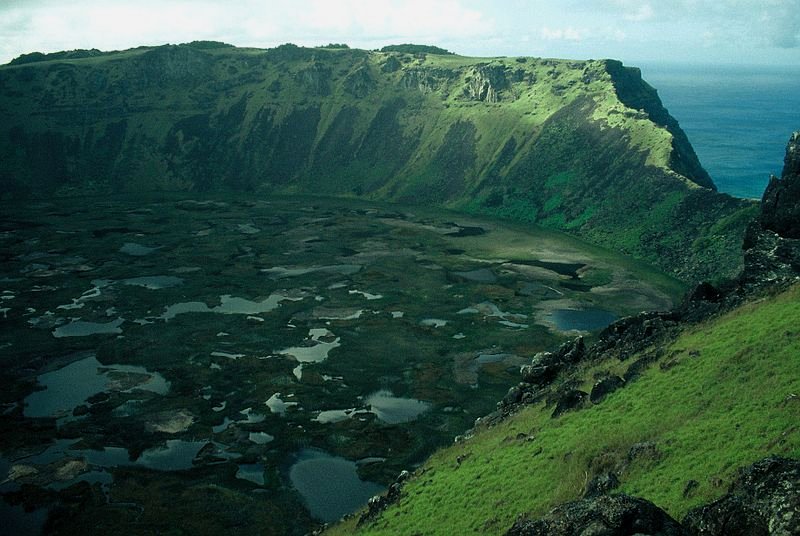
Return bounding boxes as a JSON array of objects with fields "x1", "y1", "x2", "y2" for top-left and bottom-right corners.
[
  {"x1": 761, "y1": 132, "x2": 800, "y2": 239},
  {"x1": 505, "y1": 457, "x2": 799, "y2": 536},
  {"x1": 506, "y1": 494, "x2": 685, "y2": 536},
  {"x1": 682, "y1": 457, "x2": 800, "y2": 536},
  {"x1": 741, "y1": 131, "x2": 800, "y2": 292}
]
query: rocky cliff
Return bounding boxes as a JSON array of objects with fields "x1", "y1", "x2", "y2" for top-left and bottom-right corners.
[
  {"x1": 740, "y1": 131, "x2": 800, "y2": 292},
  {"x1": 0, "y1": 43, "x2": 753, "y2": 281}
]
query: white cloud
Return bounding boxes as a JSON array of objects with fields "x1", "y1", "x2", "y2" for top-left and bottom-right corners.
[
  {"x1": 541, "y1": 26, "x2": 583, "y2": 42},
  {"x1": 623, "y1": 4, "x2": 654, "y2": 22},
  {"x1": 0, "y1": 0, "x2": 494, "y2": 63},
  {"x1": 0, "y1": 0, "x2": 798, "y2": 65},
  {"x1": 296, "y1": 0, "x2": 491, "y2": 43}
]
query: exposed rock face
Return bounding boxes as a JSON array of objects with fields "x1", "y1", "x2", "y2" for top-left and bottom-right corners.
[
  {"x1": 463, "y1": 64, "x2": 510, "y2": 102},
  {"x1": 682, "y1": 457, "x2": 800, "y2": 536},
  {"x1": 551, "y1": 389, "x2": 588, "y2": 418},
  {"x1": 343, "y1": 64, "x2": 376, "y2": 98},
  {"x1": 741, "y1": 131, "x2": 800, "y2": 291},
  {"x1": 583, "y1": 472, "x2": 621, "y2": 499},
  {"x1": 590, "y1": 376, "x2": 626, "y2": 404},
  {"x1": 761, "y1": 132, "x2": 800, "y2": 238},
  {"x1": 504, "y1": 458, "x2": 798, "y2": 536},
  {"x1": 506, "y1": 494, "x2": 685, "y2": 536}
]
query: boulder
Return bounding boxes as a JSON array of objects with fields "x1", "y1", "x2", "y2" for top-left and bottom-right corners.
[
  {"x1": 584, "y1": 472, "x2": 621, "y2": 499},
  {"x1": 521, "y1": 352, "x2": 560, "y2": 385},
  {"x1": 552, "y1": 390, "x2": 588, "y2": 418},
  {"x1": 590, "y1": 376, "x2": 625, "y2": 404},
  {"x1": 682, "y1": 456, "x2": 800, "y2": 536},
  {"x1": 506, "y1": 494, "x2": 685, "y2": 535}
]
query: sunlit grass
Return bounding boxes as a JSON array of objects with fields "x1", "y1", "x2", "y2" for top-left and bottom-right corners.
[{"x1": 333, "y1": 284, "x2": 800, "y2": 535}]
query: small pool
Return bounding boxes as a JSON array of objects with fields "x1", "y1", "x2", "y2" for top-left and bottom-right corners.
[
  {"x1": 236, "y1": 463, "x2": 266, "y2": 485},
  {"x1": 136, "y1": 440, "x2": 207, "y2": 471},
  {"x1": 23, "y1": 353, "x2": 169, "y2": 419},
  {"x1": 161, "y1": 293, "x2": 303, "y2": 321},
  {"x1": 550, "y1": 308, "x2": 617, "y2": 331},
  {"x1": 121, "y1": 276, "x2": 183, "y2": 289},
  {"x1": 288, "y1": 448, "x2": 384, "y2": 522},
  {"x1": 365, "y1": 390, "x2": 430, "y2": 424},
  {"x1": 279, "y1": 328, "x2": 341, "y2": 363},
  {"x1": 52, "y1": 318, "x2": 124, "y2": 338}
]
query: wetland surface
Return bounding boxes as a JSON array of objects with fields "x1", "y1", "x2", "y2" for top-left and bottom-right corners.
[{"x1": 0, "y1": 195, "x2": 682, "y2": 534}]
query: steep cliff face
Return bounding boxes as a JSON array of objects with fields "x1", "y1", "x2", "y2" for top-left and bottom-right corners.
[
  {"x1": 760, "y1": 131, "x2": 800, "y2": 238},
  {"x1": 0, "y1": 43, "x2": 753, "y2": 281},
  {"x1": 741, "y1": 131, "x2": 800, "y2": 290}
]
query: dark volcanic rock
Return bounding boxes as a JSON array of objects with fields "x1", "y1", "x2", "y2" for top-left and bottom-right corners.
[
  {"x1": 520, "y1": 352, "x2": 560, "y2": 385},
  {"x1": 741, "y1": 131, "x2": 800, "y2": 291},
  {"x1": 506, "y1": 494, "x2": 685, "y2": 536},
  {"x1": 760, "y1": 132, "x2": 800, "y2": 239},
  {"x1": 591, "y1": 312, "x2": 679, "y2": 362},
  {"x1": 552, "y1": 390, "x2": 588, "y2": 418},
  {"x1": 590, "y1": 376, "x2": 625, "y2": 404},
  {"x1": 682, "y1": 457, "x2": 800, "y2": 536},
  {"x1": 741, "y1": 222, "x2": 800, "y2": 291},
  {"x1": 357, "y1": 470, "x2": 410, "y2": 526},
  {"x1": 584, "y1": 472, "x2": 621, "y2": 499}
]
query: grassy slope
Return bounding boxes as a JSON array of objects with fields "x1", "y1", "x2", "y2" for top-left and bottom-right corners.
[
  {"x1": 0, "y1": 45, "x2": 752, "y2": 282},
  {"x1": 332, "y1": 283, "x2": 800, "y2": 535}
]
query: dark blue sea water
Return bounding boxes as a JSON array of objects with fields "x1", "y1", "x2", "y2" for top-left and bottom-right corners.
[{"x1": 639, "y1": 64, "x2": 800, "y2": 199}]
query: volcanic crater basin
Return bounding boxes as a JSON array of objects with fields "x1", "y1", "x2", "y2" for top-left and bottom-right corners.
[{"x1": 0, "y1": 194, "x2": 683, "y2": 535}]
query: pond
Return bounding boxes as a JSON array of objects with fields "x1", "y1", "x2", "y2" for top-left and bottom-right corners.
[
  {"x1": 120, "y1": 275, "x2": 184, "y2": 289},
  {"x1": 23, "y1": 354, "x2": 170, "y2": 419},
  {"x1": 279, "y1": 329, "x2": 340, "y2": 363},
  {"x1": 236, "y1": 463, "x2": 266, "y2": 485},
  {"x1": 161, "y1": 293, "x2": 303, "y2": 321},
  {"x1": 550, "y1": 308, "x2": 618, "y2": 331},
  {"x1": 288, "y1": 448, "x2": 384, "y2": 522},
  {"x1": 136, "y1": 440, "x2": 207, "y2": 471},
  {"x1": 365, "y1": 390, "x2": 431, "y2": 424},
  {"x1": 52, "y1": 318, "x2": 124, "y2": 338}
]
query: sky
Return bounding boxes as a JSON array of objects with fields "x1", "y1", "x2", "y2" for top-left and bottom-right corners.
[{"x1": 0, "y1": 0, "x2": 798, "y2": 66}]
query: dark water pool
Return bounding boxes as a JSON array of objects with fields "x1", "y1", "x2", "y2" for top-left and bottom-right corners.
[
  {"x1": 288, "y1": 448, "x2": 384, "y2": 522},
  {"x1": 550, "y1": 308, "x2": 617, "y2": 332}
]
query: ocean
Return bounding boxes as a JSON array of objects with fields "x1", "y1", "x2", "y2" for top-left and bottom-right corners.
[{"x1": 639, "y1": 63, "x2": 800, "y2": 199}]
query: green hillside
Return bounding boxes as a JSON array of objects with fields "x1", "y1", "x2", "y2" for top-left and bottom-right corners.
[
  {"x1": 332, "y1": 283, "x2": 800, "y2": 535},
  {"x1": 0, "y1": 43, "x2": 752, "y2": 281}
]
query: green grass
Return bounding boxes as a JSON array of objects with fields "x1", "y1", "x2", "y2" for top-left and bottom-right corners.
[{"x1": 335, "y1": 284, "x2": 800, "y2": 535}]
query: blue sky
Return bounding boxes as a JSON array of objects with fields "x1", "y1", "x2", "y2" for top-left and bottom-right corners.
[{"x1": 1, "y1": 0, "x2": 798, "y2": 66}]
